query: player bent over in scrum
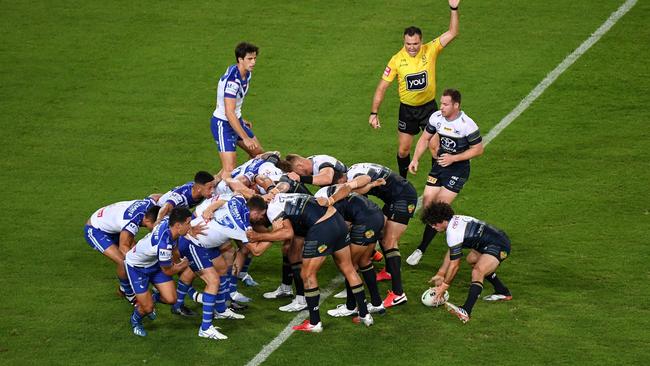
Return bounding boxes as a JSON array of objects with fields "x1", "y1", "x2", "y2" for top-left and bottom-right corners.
[
  {"x1": 247, "y1": 192, "x2": 374, "y2": 332},
  {"x1": 421, "y1": 202, "x2": 512, "y2": 323},
  {"x1": 124, "y1": 208, "x2": 196, "y2": 336},
  {"x1": 315, "y1": 184, "x2": 386, "y2": 316},
  {"x1": 84, "y1": 196, "x2": 160, "y2": 303}
]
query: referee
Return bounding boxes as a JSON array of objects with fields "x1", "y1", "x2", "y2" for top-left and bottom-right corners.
[{"x1": 369, "y1": 0, "x2": 460, "y2": 178}]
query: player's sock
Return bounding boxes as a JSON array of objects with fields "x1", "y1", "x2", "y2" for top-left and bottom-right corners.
[
  {"x1": 118, "y1": 277, "x2": 135, "y2": 298},
  {"x1": 360, "y1": 263, "x2": 382, "y2": 306},
  {"x1": 344, "y1": 280, "x2": 355, "y2": 310},
  {"x1": 305, "y1": 287, "x2": 321, "y2": 325},
  {"x1": 173, "y1": 280, "x2": 191, "y2": 310},
  {"x1": 291, "y1": 262, "x2": 305, "y2": 296},
  {"x1": 485, "y1": 272, "x2": 511, "y2": 295},
  {"x1": 215, "y1": 276, "x2": 229, "y2": 313},
  {"x1": 239, "y1": 256, "x2": 253, "y2": 280},
  {"x1": 351, "y1": 283, "x2": 369, "y2": 317},
  {"x1": 462, "y1": 281, "x2": 484, "y2": 315},
  {"x1": 282, "y1": 255, "x2": 293, "y2": 286},
  {"x1": 200, "y1": 293, "x2": 216, "y2": 331},
  {"x1": 385, "y1": 248, "x2": 404, "y2": 295},
  {"x1": 225, "y1": 267, "x2": 233, "y2": 301},
  {"x1": 188, "y1": 287, "x2": 200, "y2": 303},
  {"x1": 397, "y1": 154, "x2": 411, "y2": 179},
  {"x1": 152, "y1": 291, "x2": 161, "y2": 304},
  {"x1": 416, "y1": 225, "x2": 437, "y2": 253},
  {"x1": 229, "y1": 271, "x2": 238, "y2": 296},
  {"x1": 130, "y1": 308, "x2": 144, "y2": 326}
]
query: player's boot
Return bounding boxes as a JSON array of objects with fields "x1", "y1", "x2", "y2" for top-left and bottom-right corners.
[
  {"x1": 229, "y1": 301, "x2": 248, "y2": 311},
  {"x1": 445, "y1": 302, "x2": 470, "y2": 324},
  {"x1": 333, "y1": 289, "x2": 347, "y2": 299},
  {"x1": 230, "y1": 291, "x2": 252, "y2": 303},
  {"x1": 240, "y1": 273, "x2": 259, "y2": 287},
  {"x1": 383, "y1": 290, "x2": 407, "y2": 308},
  {"x1": 326, "y1": 304, "x2": 358, "y2": 317},
  {"x1": 482, "y1": 293, "x2": 513, "y2": 302},
  {"x1": 352, "y1": 314, "x2": 374, "y2": 327},
  {"x1": 367, "y1": 303, "x2": 386, "y2": 315},
  {"x1": 198, "y1": 325, "x2": 228, "y2": 340},
  {"x1": 263, "y1": 284, "x2": 293, "y2": 299},
  {"x1": 376, "y1": 268, "x2": 392, "y2": 282},
  {"x1": 372, "y1": 250, "x2": 384, "y2": 262},
  {"x1": 292, "y1": 319, "x2": 323, "y2": 333},
  {"x1": 215, "y1": 308, "x2": 245, "y2": 320},
  {"x1": 405, "y1": 249, "x2": 423, "y2": 266},
  {"x1": 278, "y1": 298, "x2": 307, "y2": 312},
  {"x1": 146, "y1": 309, "x2": 157, "y2": 321},
  {"x1": 171, "y1": 304, "x2": 196, "y2": 317}
]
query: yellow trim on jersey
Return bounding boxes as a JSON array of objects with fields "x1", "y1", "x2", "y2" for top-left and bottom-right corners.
[{"x1": 382, "y1": 38, "x2": 444, "y2": 106}]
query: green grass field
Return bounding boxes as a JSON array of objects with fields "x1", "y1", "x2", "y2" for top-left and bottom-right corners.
[{"x1": 2, "y1": 0, "x2": 649, "y2": 365}]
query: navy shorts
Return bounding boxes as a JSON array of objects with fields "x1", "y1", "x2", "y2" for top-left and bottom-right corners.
[
  {"x1": 84, "y1": 225, "x2": 118, "y2": 253},
  {"x1": 427, "y1": 162, "x2": 470, "y2": 193},
  {"x1": 178, "y1": 236, "x2": 221, "y2": 272},
  {"x1": 125, "y1": 263, "x2": 173, "y2": 294},
  {"x1": 303, "y1": 213, "x2": 349, "y2": 258},
  {"x1": 210, "y1": 116, "x2": 255, "y2": 152}
]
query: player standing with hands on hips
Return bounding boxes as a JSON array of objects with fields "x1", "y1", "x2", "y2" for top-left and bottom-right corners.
[
  {"x1": 211, "y1": 42, "x2": 265, "y2": 181},
  {"x1": 368, "y1": 0, "x2": 460, "y2": 178}
]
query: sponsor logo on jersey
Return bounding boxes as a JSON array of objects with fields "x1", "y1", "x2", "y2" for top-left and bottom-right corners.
[
  {"x1": 407, "y1": 204, "x2": 415, "y2": 213},
  {"x1": 427, "y1": 176, "x2": 437, "y2": 184},
  {"x1": 317, "y1": 245, "x2": 328, "y2": 253},
  {"x1": 159, "y1": 249, "x2": 172, "y2": 261},
  {"x1": 225, "y1": 81, "x2": 239, "y2": 96},
  {"x1": 383, "y1": 66, "x2": 392, "y2": 76},
  {"x1": 405, "y1": 71, "x2": 428, "y2": 91},
  {"x1": 440, "y1": 137, "x2": 457, "y2": 150},
  {"x1": 364, "y1": 230, "x2": 375, "y2": 239},
  {"x1": 500, "y1": 251, "x2": 508, "y2": 260}
]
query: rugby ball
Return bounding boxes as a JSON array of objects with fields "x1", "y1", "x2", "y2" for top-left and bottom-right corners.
[{"x1": 421, "y1": 287, "x2": 449, "y2": 307}]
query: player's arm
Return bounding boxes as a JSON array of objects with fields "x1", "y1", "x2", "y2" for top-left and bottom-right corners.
[
  {"x1": 438, "y1": 0, "x2": 460, "y2": 47},
  {"x1": 224, "y1": 97, "x2": 256, "y2": 150},
  {"x1": 437, "y1": 141, "x2": 484, "y2": 167},
  {"x1": 156, "y1": 202, "x2": 173, "y2": 224},
  {"x1": 310, "y1": 167, "x2": 335, "y2": 186},
  {"x1": 434, "y1": 244, "x2": 462, "y2": 299},
  {"x1": 351, "y1": 175, "x2": 385, "y2": 195},
  {"x1": 429, "y1": 249, "x2": 451, "y2": 286},
  {"x1": 159, "y1": 246, "x2": 188, "y2": 276},
  {"x1": 118, "y1": 230, "x2": 136, "y2": 255},
  {"x1": 409, "y1": 130, "x2": 436, "y2": 174},
  {"x1": 247, "y1": 218, "x2": 294, "y2": 242},
  {"x1": 201, "y1": 198, "x2": 227, "y2": 221}
]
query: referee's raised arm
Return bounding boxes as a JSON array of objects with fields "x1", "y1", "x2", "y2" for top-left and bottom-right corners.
[{"x1": 440, "y1": 0, "x2": 460, "y2": 47}]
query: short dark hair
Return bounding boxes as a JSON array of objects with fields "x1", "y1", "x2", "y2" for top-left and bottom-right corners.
[
  {"x1": 194, "y1": 171, "x2": 215, "y2": 185},
  {"x1": 284, "y1": 154, "x2": 302, "y2": 169},
  {"x1": 247, "y1": 195, "x2": 268, "y2": 211},
  {"x1": 403, "y1": 26, "x2": 422, "y2": 38},
  {"x1": 442, "y1": 88, "x2": 461, "y2": 105},
  {"x1": 169, "y1": 207, "x2": 192, "y2": 226},
  {"x1": 276, "y1": 159, "x2": 293, "y2": 173},
  {"x1": 235, "y1": 42, "x2": 259, "y2": 61},
  {"x1": 144, "y1": 205, "x2": 161, "y2": 222},
  {"x1": 421, "y1": 202, "x2": 455, "y2": 226}
]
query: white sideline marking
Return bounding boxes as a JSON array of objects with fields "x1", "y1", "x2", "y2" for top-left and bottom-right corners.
[
  {"x1": 245, "y1": 1, "x2": 637, "y2": 364},
  {"x1": 415, "y1": 0, "x2": 637, "y2": 211}
]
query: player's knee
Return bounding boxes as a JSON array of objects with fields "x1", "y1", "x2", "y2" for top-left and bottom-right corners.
[
  {"x1": 160, "y1": 293, "x2": 177, "y2": 305},
  {"x1": 139, "y1": 302, "x2": 154, "y2": 314},
  {"x1": 471, "y1": 267, "x2": 485, "y2": 281}
]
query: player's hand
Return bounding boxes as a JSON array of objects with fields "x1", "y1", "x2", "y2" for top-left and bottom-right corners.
[
  {"x1": 246, "y1": 229, "x2": 260, "y2": 242},
  {"x1": 316, "y1": 197, "x2": 329, "y2": 207},
  {"x1": 408, "y1": 160, "x2": 419, "y2": 174},
  {"x1": 369, "y1": 114, "x2": 381, "y2": 129},
  {"x1": 176, "y1": 257, "x2": 189, "y2": 271},
  {"x1": 428, "y1": 274, "x2": 444, "y2": 287},
  {"x1": 433, "y1": 282, "x2": 450, "y2": 302},
  {"x1": 189, "y1": 222, "x2": 207, "y2": 237},
  {"x1": 287, "y1": 172, "x2": 300, "y2": 181},
  {"x1": 372, "y1": 178, "x2": 386, "y2": 187},
  {"x1": 436, "y1": 153, "x2": 456, "y2": 167},
  {"x1": 243, "y1": 137, "x2": 258, "y2": 151},
  {"x1": 202, "y1": 210, "x2": 214, "y2": 222},
  {"x1": 271, "y1": 220, "x2": 284, "y2": 231},
  {"x1": 449, "y1": 0, "x2": 460, "y2": 9},
  {"x1": 261, "y1": 192, "x2": 275, "y2": 203}
]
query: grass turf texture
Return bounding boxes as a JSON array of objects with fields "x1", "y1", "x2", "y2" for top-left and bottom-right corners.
[{"x1": 1, "y1": 0, "x2": 649, "y2": 365}]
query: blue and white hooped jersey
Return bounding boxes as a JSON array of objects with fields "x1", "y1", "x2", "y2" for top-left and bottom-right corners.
[
  {"x1": 125, "y1": 218, "x2": 176, "y2": 268},
  {"x1": 425, "y1": 111, "x2": 482, "y2": 156},
  {"x1": 213, "y1": 64, "x2": 251, "y2": 120},
  {"x1": 158, "y1": 182, "x2": 201, "y2": 209},
  {"x1": 188, "y1": 195, "x2": 250, "y2": 248},
  {"x1": 89, "y1": 198, "x2": 156, "y2": 236}
]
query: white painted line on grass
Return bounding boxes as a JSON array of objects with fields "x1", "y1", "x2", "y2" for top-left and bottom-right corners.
[
  {"x1": 245, "y1": 1, "x2": 637, "y2": 364},
  {"x1": 244, "y1": 275, "x2": 344, "y2": 366},
  {"x1": 415, "y1": 0, "x2": 638, "y2": 211}
]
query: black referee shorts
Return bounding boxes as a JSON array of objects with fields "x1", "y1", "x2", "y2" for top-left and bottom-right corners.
[{"x1": 398, "y1": 99, "x2": 438, "y2": 135}]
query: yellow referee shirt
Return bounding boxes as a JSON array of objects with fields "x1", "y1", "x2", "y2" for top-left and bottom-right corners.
[{"x1": 382, "y1": 38, "x2": 444, "y2": 107}]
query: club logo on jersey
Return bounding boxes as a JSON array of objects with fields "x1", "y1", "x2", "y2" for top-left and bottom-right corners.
[
  {"x1": 440, "y1": 137, "x2": 457, "y2": 150},
  {"x1": 427, "y1": 176, "x2": 437, "y2": 184},
  {"x1": 317, "y1": 245, "x2": 328, "y2": 253},
  {"x1": 407, "y1": 204, "x2": 415, "y2": 213},
  {"x1": 383, "y1": 66, "x2": 392, "y2": 77},
  {"x1": 364, "y1": 230, "x2": 375, "y2": 239},
  {"x1": 500, "y1": 251, "x2": 508, "y2": 260},
  {"x1": 405, "y1": 71, "x2": 428, "y2": 91}
]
